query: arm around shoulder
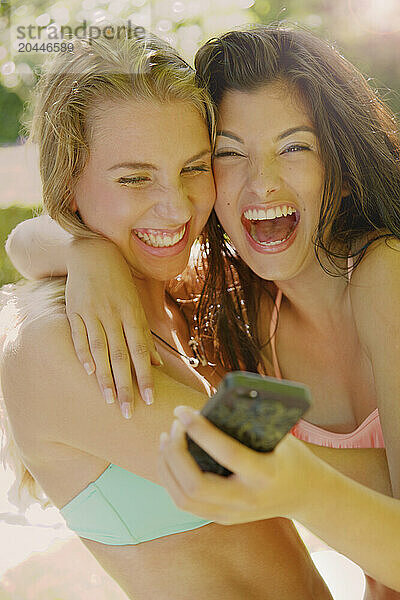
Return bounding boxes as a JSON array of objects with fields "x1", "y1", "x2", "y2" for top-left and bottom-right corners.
[
  {"x1": 1, "y1": 312, "x2": 207, "y2": 483},
  {"x1": 5, "y1": 215, "x2": 73, "y2": 279}
]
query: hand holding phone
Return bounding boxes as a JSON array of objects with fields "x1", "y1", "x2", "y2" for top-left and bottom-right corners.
[{"x1": 186, "y1": 371, "x2": 311, "y2": 477}]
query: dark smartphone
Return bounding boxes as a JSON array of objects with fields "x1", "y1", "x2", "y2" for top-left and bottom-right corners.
[{"x1": 186, "y1": 371, "x2": 311, "y2": 477}]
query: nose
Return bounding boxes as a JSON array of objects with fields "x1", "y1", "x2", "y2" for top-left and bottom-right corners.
[
  {"x1": 249, "y1": 160, "x2": 280, "y2": 198},
  {"x1": 153, "y1": 183, "x2": 192, "y2": 226}
]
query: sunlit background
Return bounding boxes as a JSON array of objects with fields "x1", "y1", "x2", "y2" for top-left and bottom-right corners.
[
  {"x1": 0, "y1": 0, "x2": 399, "y2": 598},
  {"x1": 0, "y1": 0, "x2": 400, "y2": 133}
]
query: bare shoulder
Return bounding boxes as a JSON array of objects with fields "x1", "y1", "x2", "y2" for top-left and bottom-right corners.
[
  {"x1": 350, "y1": 235, "x2": 400, "y2": 347},
  {"x1": 351, "y1": 235, "x2": 400, "y2": 287},
  {"x1": 2, "y1": 311, "x2": 74, "y2": 385},
  {"x1": 1, "y1": 312, "x2": 76, "y2": 451}
]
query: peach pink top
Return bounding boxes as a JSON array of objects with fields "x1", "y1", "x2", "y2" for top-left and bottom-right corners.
[{"x1": 269, "y1": 288, "x2": 384, "y2": 449}]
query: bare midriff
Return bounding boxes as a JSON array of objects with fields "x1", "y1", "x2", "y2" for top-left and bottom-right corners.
[{"x1": 82, "y1": 518, "x2": 333, "y2": 599}]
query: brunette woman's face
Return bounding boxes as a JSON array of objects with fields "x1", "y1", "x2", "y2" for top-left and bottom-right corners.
[
  {"x1": 213, "y1": 81, "x2": 326, "y2": 281},
  {"x1": 71, "y1": 99, "x2": 215, "y2": 281}
]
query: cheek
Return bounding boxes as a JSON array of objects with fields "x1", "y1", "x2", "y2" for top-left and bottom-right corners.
[
  {"x1": 214, "y1": 199, "x2": 237, "y2": 238},
  {"x1": 188, "y1": 176, "x2": 216, "y2": 214},
  {"x1": 81, "y1": 192, "x2": 131, "y2": 239},
  {"x1": 213, "y1": 162, "x2": 245, "y2": 200},
  {"x1": 285, "y1": 160, "x2": 324, "y2": 202},
  {"x1": 214, "y1": 171, "x2": 242, "y2": 231}
]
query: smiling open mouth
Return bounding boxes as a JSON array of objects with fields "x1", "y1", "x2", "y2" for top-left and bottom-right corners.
[
  {"x1": 241, "y1": 204, "x2": 300, "y2": 247},
  {"x1": 132, "y1": 223, "x2": 186, "y2": 248}
]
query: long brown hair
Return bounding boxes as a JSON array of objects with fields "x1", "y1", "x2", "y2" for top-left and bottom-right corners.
[{"x1": 194, "y1": 24, "x2": 400, "y2": 373}]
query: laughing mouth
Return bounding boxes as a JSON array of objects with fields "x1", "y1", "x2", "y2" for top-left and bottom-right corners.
[
  {"x1": 242, "y1": 204, "x2": 300, "y2": 246},
  {"x1": 132, "y1": 223, "x2": 187, "y2": 248}
]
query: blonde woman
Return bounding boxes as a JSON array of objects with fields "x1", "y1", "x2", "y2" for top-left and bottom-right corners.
[{"x1": 0, "y1": 28, "x2": 332, "y2": 599}]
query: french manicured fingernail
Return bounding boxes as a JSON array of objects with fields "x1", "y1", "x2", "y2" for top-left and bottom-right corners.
[
  {"x1": 143, "y1": 388, "x2": 154, "y2": 406},
  {"x1": 122, "y1": 402, "x2": 132, "y2": 419},
  {"x1": 174, "y1": 406, "x2": 195, "y2": 426},
  {"x1": 84, "y1": 362, "x2": 95, "y2": 375},
  {"x1": 104, "y1": 388, "x2": 115, "y2": 405},
  {"x1": 159, "y1": 432, "x2": 169, "y2": 449}
]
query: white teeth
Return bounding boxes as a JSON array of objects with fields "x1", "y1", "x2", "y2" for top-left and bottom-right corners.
[
  {"x1": 149, "y1": 233, "x2": 158, "y2": 246},
  {"x1": 134, "y1": 225, "x2": 186, "y2": 248},
  {"x1": 243, "y1": 205, "x2": 297, "y2": 221},
  {"x1": 260, "y1": 238, "x2": 287, "y2": 246},
  {"x1": 136, "y1": 231, "x2": 151, "y2": 242}
]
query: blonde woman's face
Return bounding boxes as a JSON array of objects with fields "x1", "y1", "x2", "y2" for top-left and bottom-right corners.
[{"x1": 71, "y1": 99, "x2": 215, "y2": 281}]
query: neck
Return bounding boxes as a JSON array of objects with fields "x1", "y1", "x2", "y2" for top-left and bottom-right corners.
[
  {"x1": 274, "y1": 252, "x2": 350, "y2": 332},
  {"x1": 130, "y1": 271, "x2": 172, "y2": 328}
]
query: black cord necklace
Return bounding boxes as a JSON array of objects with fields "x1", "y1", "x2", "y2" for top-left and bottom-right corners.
[{"x1": 150, "y1": 330, "x2": 210, "y2": 368}]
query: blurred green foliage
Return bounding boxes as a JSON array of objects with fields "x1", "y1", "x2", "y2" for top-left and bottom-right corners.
[
  {"x1": 0, "y1": 206, "x2": 37, "y2": 287},
  {"x1": 0, "y1": 82, "x2": 23, "y2": 143},
  {"x1": 0, "y1": 0, "x2": 399, "y2": 143}
]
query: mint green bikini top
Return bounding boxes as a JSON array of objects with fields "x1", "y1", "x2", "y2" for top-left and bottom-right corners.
[{"x1": 59, "y1": 463, "x2": 212, "y2": 545}]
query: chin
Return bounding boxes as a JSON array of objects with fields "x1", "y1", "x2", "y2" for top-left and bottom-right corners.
[
  {"x1": 236, "y1": 246, "x2": 295, "y2": 282},
  {"x1": 150, "y1": 258, "x2": 191, "y2": 282}
]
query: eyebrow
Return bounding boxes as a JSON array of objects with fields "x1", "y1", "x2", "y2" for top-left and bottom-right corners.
[
  {"x1": 275, "y1": 126, "x2": 315, "y2": 141},
  {"x1": 216, "y1": 130, "x2": 244, "y2": 144},
  {"x1": 107, "y1": 150, "x2": 211, "y2": 172},
  {"x1": 108, "y1": 161, "x2": 156, "y2": 171},
  {"x1": 216, "y1": 126, "x2": 315, "y2": 145}
]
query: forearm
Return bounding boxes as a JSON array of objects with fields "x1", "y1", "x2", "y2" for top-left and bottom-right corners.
[
  {"x1": 304, "y1": 443, "x2": 392, "y2": 495},
  {"x1": 6, "y1": 215, "x2": 73, "y2": 279},
  {"x1": 296, "y1": 454, "x2": 400, "y2": 590}
]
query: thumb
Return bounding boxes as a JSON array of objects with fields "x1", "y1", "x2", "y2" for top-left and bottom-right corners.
[{"x1": 174, "y1": 406, "x2": 260, "y2": 475}]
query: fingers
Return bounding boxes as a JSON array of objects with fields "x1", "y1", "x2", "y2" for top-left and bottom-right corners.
[
  {"x1": 158, "y1": 425, "x2": 236, "y2": 522},
  {"x1": 68, "y1": 311, "x2": 118, "y2": 407},
  {"x1": 106, "y1": 322, "x2": 139, "y2": 419},
  {"x1": 75, "y1": 316, "x2": 137, "y2": 418},
  {"x1": 158, "y1": 435, "x2": 210, "y2": 518},
  {"x1": 173, "y1": 406, "x2": 260, "y2": 477},
  {"x1": 84, "y1": 318, "x2": 119, "y2": 408},
  {"x1": 67, "y1": 312, "x2": 95, "y2": 376},
  {"x1": 67, "y1": 310, "x2": 157, "y2": 417},
  {"x1": 64, "y1": 241, "x2": 159, "y2": 414},
  {"x1": 123, "y1": 319, "x2": 157, "y2": 407},
  {"x1": 160, "y1": 420, "x2": 240, "y2": 505}
]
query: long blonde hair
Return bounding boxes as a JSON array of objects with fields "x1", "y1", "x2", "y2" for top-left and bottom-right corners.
[{"x1": 0, "y1": 25, "x2": 215, "y2": 507}]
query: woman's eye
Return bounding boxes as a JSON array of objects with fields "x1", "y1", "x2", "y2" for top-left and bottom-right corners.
[
  {"x1": 213, "y1": 151, "x2": 244, "y2": 158},
  {"x1": 181, "y1": 165, "x2": 210, "y2": 175},
  {"x1": 280, "y1": 144, "x2": 310, "y2": 155},
  {"x1": 118, "y1": 176, "x2": 151, "y2": 186}
]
